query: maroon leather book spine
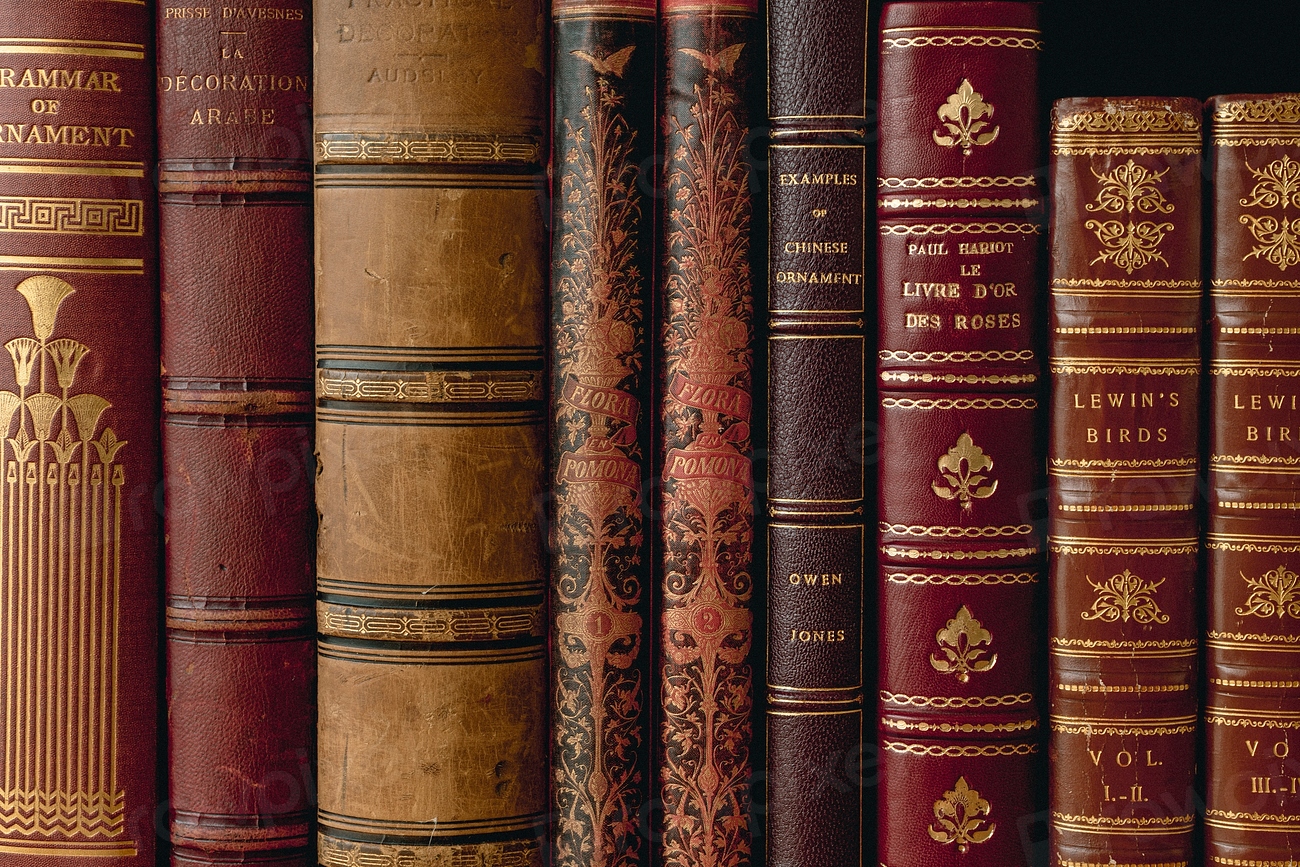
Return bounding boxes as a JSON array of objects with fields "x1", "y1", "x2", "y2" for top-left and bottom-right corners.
[
  {"x1": 876, "y1": 5, "x2": 1045, "y2": 867},
  {"x1": 551, "y1": 2, "x2": 654, "y2": 866},
  {"x1": 1048, "y1": 97, "x2": 1203, "y2": 867},
  {"x1": 157, "y1": 4, "x2": 315, "y2": 867},
  {"x1": 658, "y1": 1, "x2": 757, "y2": 865},
  {"x1": 1205, "y1": 93, "x2": 1300, "y2": 866},
  {"x1": 765, "y1": 0, "x2": 868, "y2": 864},
  {"x1": 0, "y1": 3, "x2": 159, "y2": 864}
]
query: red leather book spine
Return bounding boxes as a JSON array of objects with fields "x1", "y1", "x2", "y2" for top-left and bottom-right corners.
[
  {"x1": 1205, "y1": 93, "x2": 1300, "y2": 866},
  {"x1": 658, "y1": 2, "x2": 757, "y2": 865},
  {"x1": 1048, "y1": 97, "x2": 1203, "y2": 867},
  {"x1": 876, "y1": 5, "x2": 1045, "y2": 867},
  {"x1": 765, "y1": 0, "x2": 868, "y2": 864},
  {"x1": 0, "y1": 3, "x2": 159, "y2": 864},
  {"x1": 157, "y1": 4, "x2": 314, "y2": 867},
  {"x1": 551, "y1": 2, "x2": 654, "y2": 866}
]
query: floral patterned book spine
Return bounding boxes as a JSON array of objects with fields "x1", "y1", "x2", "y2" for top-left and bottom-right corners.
[
  {"x1": 657, "y1": 2, "x2": 758, "y2": 865},
  {"x1": 0, "y1": 3, "x2": 160, "y2": 863},
  {"x1": 551, "y1": 2, "x2": 655, "y2": 866}
]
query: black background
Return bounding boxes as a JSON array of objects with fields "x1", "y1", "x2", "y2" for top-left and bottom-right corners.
[
  {"x1": 1039, "y1": 1, "x2": 1294, "y2": 101},
  {"x1": 868, "y1": 1, "x2": 1300, "y2": 103}
]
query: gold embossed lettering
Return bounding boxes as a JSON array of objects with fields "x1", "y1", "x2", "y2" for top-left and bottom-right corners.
[
  {"x1": 782, "y1": 241, "x2": 847, "y2": 254},
  {"x1": 971, "y1": 282, "x2": 1015, "y2": 298},
  {"x1": 787, "y1": 573, "x2": 842, "y2": 587},
  {"x1": 958, "y1": 241, "x2": 1014, "y2": 255},
  {"x1": 901, "y1": 281, "x2": 960, "y2": 298}
]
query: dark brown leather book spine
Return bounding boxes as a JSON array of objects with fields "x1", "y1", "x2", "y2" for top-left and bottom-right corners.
[
  {"x1": 658, "y1": 2, "x2": 757, "y2": 866},
  {"x1": 765, "y1": 0, "x2": 868, "y2": 865},
  {"x1": 0, "y1": 5, "x2": 159, "y2": 865},
  {"x1": 1048, "y1": 97, "x2": 1203, "y2": 867},
  {"x1": 551, "y1": 2, "x2": 654, "y2": 867},
  {"x1": 876, "y1": 5, "x2": 1045, "y2": 867},
  {"x1": 1205, "y1": 93, "x2": 1300, "y2": 866},
  {"x1": 158, "y1": 5, "x2": 314, "y2": 867},
  {"x1": 313, "y1": 1, "x2": 548, "y2": 865}
]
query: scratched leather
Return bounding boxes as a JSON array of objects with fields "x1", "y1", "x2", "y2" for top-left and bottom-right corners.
[
  {"x1": 1204, "y1": 94, "x2": 1300, "y2": 866},
  {"x1": 157, "y1": 3, "x2": 315, "y2": 864},
  {"x1": 161, "y1": 204, "x2": 312, "y2": 381},
  {"x1": 875, "y1": 7, "x2": 1044, "y2": 867},
  {"x1": 0, "y1": 4, "x2": 160, "y2": 865},
  {"x1": 1047, "y1": 97, "x2": 1203, "y2": 867},
  {"x1": 313, "y1": 0, "x2": 548, "y2": 862}
]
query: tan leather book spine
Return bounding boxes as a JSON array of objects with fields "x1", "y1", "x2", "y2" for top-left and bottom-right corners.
[
  {"x1": 313, "y1": 2, "x2": 549, "y2": 865},
  {"x1": 0, "y1": 4, "x2": 160, "y2": 864},
  {"x1": 657, "y1": 2, "x2": 758, "y2": 866},
  {"x1": 1048, "y1": 97, "x2": 1203, "y2": 867},
  {"x1": 1205, "y1": 93, "x2": 1300, "y2": 867}
]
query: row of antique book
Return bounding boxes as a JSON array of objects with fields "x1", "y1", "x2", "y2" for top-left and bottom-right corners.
[
  {"x1": 879, "y1": 10, "x2": 1300, "y2": 867},
  {"x1": 2, "y1": 1, "x2": 1298, "y2": 867}
]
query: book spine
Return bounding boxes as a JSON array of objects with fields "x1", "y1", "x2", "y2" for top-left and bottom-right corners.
[
  {"x1": 657, "y1": 2, "x2": 757, "y2": 866},
  {"x1": 875, "y1": 4, "x2": 1045, "y2": 867},
  {"x1": 1205, "y1": 93, "x2": 1300, "y2": 867},
  {"x1": 0, "y1": 5, "x2": 159, "y2": 864},
  {"x1": 157, "y1": 7, "x2": 315, "y2": 867},
  {"x1": 313, "y1": 1, "x2": 549, "y2": 865},
  {"x1": 550, "y1": 3, "x2": 655, "y2": 867},
  {"x1": 764, "y1": 0, "x2": 869, "y2": 864},
  {"x1": 1048, "y1": 97, "x2": 1203, "y2": 867}
]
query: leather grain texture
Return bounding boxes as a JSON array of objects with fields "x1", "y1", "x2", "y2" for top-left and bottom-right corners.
[
  {"x1": 313, "y1": 0, "x2": 548, "y2": 864},
  {"x1": 876, "y1": 5, "x2": 1045, "y2": 867},
  {"x1": 1204, "y1": 93, "x2": 1300, "y2": 867},
  {"x1": 765, "y1": 0, "x2": 869, "y2": 863},
  {"x1": 658, "y1": 4, "x2": 757, "y2": 867},
  {"x1": 550, "y1": 4, "x2": 654, "y2": 867},
  {"x1": 1048, "y1": 96, "x2": 1203, "y2": 867},
  {"x1": 158, "y1": 4, "x2": 315, "y2": 866},
  {"x1": 0, "y1": 3, "x2": 159, "y2": 864}
]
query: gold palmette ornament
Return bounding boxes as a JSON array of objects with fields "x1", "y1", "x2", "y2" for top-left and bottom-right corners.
[
  {"x1": 930, "y1": 605, "x2": 997, "y2": 683},
  {"x1": 931, "y1": 432, "x2": 998, "y2": 511},
  {"x1": 0, "y1": 276, "x2": 129, "y2": 843},
  {"x1": 929, "y1": 776, "x2": 996, "y2": 852}
]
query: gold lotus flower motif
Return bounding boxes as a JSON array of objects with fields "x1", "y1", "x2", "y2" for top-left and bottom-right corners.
[{"x1": 15, "y1": 275, "x2": 74, "y2": 342}]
